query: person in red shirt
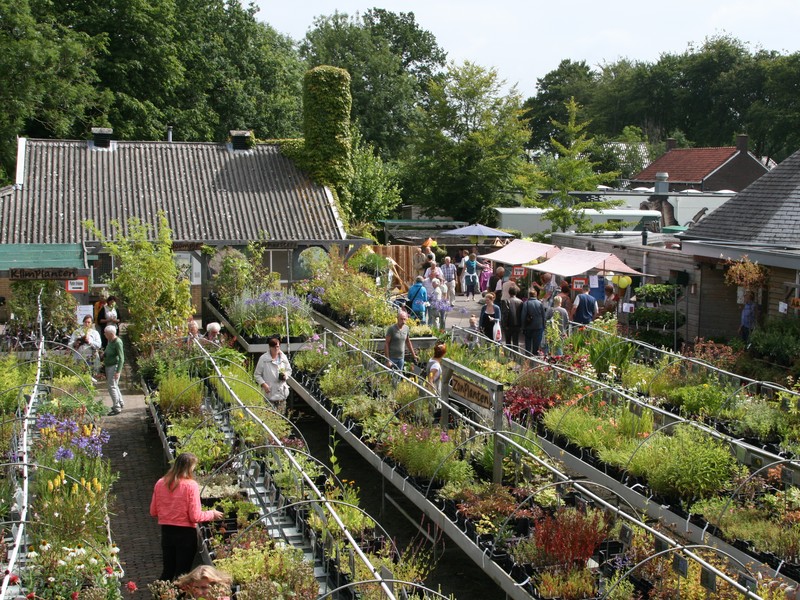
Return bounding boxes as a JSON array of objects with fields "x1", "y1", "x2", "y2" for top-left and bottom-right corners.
[{"x1": 150, "y1": 453, "x2": 223, "y2": 580}]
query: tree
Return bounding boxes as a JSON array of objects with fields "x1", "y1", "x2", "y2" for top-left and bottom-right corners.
[
  {"x1": 522, "y1": 59, "x2": 596, "y2": 151},
  {"x1": 301, "y1": 9, "x2": 446, "y2": 158},
  {"x1": 349, "y1": 129, "x2": 402, "y2": 232},
  {"x1": 539, "y1": 98, "x2": 620, "y2": 233},
  {"x1": 0, "y1": 0, "x2": 107, "y2": 183},
  {"x1": 400, "y1": 61, "x2": 538, "y2": 224},
  {"x1": 84, "y1": 212, "x2": 193, "y2": 351}
]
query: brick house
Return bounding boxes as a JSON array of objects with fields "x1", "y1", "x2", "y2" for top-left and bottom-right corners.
[{"x1": 630, "y1": 134, "x2": 770, "y2": 192}]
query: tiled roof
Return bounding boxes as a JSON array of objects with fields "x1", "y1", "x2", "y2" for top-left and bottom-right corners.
[
  {"x1": 682, "y1": 148, "x2": 800, "y2": 245},
  {"x1": 0, "y1": 138, "x2": 345, "y2": 244},
  {"x1": 633, "y1": 147, "x2": 738, "y2": 183}
]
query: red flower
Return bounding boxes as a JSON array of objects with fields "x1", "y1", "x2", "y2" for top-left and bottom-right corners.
[
  {"x1": 9, "y1": 574, "x2": 19, "y2": 584},
  {"x1": 71, "y1": 592, "x2": 79, "y2": 600},
  {"x1": 27, "y1": 594, "x2": 35, "y2": 600},
  {"x1": 104, "y1": 566, "x2": 113, "y2": 574},
  {"x1": 126, "y1": 581, "x2": 138, "y2": 593}
]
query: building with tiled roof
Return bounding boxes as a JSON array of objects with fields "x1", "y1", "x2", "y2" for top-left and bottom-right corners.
[
  {"x1": 0, "y1": 129, "x2": 356, "y2": 316},
  {"x1": 630, "y1": 134, "x2": 769, "y2": 192},
  {"x1": 678, "y1": 147, "x2": 800, "y2": 337}
]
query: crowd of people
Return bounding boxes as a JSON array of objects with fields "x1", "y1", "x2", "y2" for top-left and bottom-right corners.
[{"x1": 404, "y1": 244, "x2": 622, "y2": 359}]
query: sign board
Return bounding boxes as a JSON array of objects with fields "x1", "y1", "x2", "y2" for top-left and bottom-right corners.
[
  {"x1": 572, "y1": 277, "x2": 588, "y2": 291},
  {"x1": 174, "y1": 252, "x2": 202, "y2": 285},
  {"x1": 449, "y1": 374, "x2": 492, "y2": 410},
  {"x1": 76, "y1": 304, "x2": 94, "y2": 324},
  {"x1": 65, "y1": 277, "x2": 88, "y2": 293},
  {"x1": 791, "y1": 297, "x2": 800, "y2": 309},
  {"x1": 10, "y1": 268, "x2": 77, "y2": 280},
  {"x1": 511, "y1": 266, "x2": 526, "y2": 278}
]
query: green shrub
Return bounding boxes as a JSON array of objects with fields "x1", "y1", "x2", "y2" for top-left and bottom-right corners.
[
  {"x1": 157, "y1": 372, "x2": 203, "y2": 416},
  {"x1": 634, "y1": 424, "x2": 736, "y2": 501},
  {"x1": 749, "y1": 318, "x2": 800, "y2": 367}
]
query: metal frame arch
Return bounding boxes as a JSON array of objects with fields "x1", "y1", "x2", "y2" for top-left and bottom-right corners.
[
  {"x1": 166, "y1": 352, "x2": 252, "y2": 381},
  {"x1": 496, "y1": 478, "x2": 644, "y2": 536},
  {"x1": 177, "y1": 403, "x2": 308, "y2": 452},
  {"x1": 620, "y1": 418, "x2": 734, "y2": 482},
  {"x1": 0, "y1": 383, "x2": 88, "y2": 416},
  {"x1": 197, "y1": 445, "x2": 343, "y2": 498},
  {"x1": 316, "y1": 578, "x2": 452, "y2": 600},
  {"x1": 228, "y1": 498, "x2": 398, "y2": 558},
  {"x1": 600, "y1": 544, "x2": 759, "y2": 600},
  {"x1": 12, "y1": 357, "x2": 94, "y2": 394},
  {"x1": 713, "y1": 458, "x2": 800, "y2": 534},
  {"x1": 27, "y1": 339, "x2": 91, "y2": 370},
  {"x1": 372, "y1": 394, "x2": 450, "y2": 446},
  {"x1": 423, "y1": 429, "x2": 555, "y2": 498}
]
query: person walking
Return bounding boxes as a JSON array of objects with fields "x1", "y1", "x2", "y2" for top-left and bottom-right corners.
[
  {"x1": 150, "y1": 453, "x2": 223, "y2": 581},
  {"x1": 463, "y1": 254, "x2": 483, "y2": 301},
  {"x1": 254, "y1": 337, "x2": 292, "y2": 414},
  {"x1": 739, "y1": 290, "x2": 759, "y2": 343},
  {"x1": 501, "y1": 286, "x2": 524, "y2": 348},
  {"x1": 426, "y1": 342, "x2": 447, "y2": 394},
  {"x1": 103, "y1": 325, "x2": 125, "y2": 415},
  {"x1": 548, "y1": 295, "x2": 570, "y2": 356},
  {"x1": 97, "y1": 296, "x2": 120, "y2": 349},
  {"x1": 68, "y1": 314, "x2": 102, "y2": 373},
  {"x1": 571, "y1": 284, "x2": 598, "y2": 325},
  {"x1": 385, "y1": 310, "x2": 418, "y2": 372},
  {"x1": 521, "y1": 291, "x2": 546, "y2": 356},
  {"x1": 440, "y1": 256, "x2": 458, "y2": 305},
  {"x1": 479, "y1": 292, "x2": 502, "y2": 341},
  {"x1": 406, "y1": 276, "x2": 428, "y2": 322}
]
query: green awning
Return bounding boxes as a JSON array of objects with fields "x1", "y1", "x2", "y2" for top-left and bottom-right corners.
[{"x1": 0, "y1": 244, "x2": 85, "y2": 270}]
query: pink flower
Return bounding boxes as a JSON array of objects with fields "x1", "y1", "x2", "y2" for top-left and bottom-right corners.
[
  {"x1": 71, "y1": 592, "x2": 79, "y2": 600},
  {"x1": 439, "y1": 431, "x2": 450, "y2": 443},
  {"x1": 126, "y1": 581, "x2": 138, "y2": 593}
]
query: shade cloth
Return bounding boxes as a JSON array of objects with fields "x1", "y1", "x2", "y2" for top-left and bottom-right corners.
[
  {"x1": 527, "y1": 247, "x2": 645, "y2": 277},
  {"x1": 477, "y1": 239, "x2": 559, "y2": 265},
  {"x1": 439, "y1": 223, "x2": 513, "y2": 237}
]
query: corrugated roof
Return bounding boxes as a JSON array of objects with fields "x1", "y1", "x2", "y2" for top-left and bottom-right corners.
[
  {"x1": 0, "y1": 138, "x2": 346, "y2": 244},
  {"x1": 682, "y1": 148, "x2": 800, "y2": 245},
  {"x1": 633, "y1": 147, "x2": 738, "y2": 183}
]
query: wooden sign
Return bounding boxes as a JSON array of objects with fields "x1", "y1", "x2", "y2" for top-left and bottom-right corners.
[
  {"x1": 449, "y1": 374, "x2": 492, "y2": 410},
  {"x1": 10, "y1": 268, "x2": 77, "y2": 280}
]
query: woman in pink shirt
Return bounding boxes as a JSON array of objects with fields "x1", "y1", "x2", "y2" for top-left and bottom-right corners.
[{"x1": 150, "y1": 453, "x2": 223, "y2": 580}]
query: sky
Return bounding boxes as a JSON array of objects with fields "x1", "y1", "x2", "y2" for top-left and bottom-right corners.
[{"x1": 253, "y1": 0, "x2": 800, "y2": 98}]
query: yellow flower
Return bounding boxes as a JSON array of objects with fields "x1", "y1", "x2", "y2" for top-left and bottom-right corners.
[{"x1": 47, "y1": 481, "x2": 54, "y2": 492}]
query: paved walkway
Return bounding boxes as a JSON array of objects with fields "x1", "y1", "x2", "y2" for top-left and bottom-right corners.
[{"x1": 99, "y1": 372, "x2": 165, "y2": 597}]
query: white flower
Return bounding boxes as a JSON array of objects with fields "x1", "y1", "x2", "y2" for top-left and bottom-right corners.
[
  {"x1": 48, "y1": 577, "x2": 55, "y2": 583},
  {"x1": 27, "y1": 551, "x2": 38, "y2": 559},
  {"x1": 57, "y1": 560, "x2": 66, "y2": 566},
  {"x1": 75, "y1": 564, "x2": 85, "y2": 570},
  {"x1": 109, "y1": 545, "x2": 120, "y2": 555},
  {"x1": 89, "y1": 557, "x2": 98, "y2": 565},
  {"x1": 40, "y1": 542, "x2": 51, "y2": 551}
]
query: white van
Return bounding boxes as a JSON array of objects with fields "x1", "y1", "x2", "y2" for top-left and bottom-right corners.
[{"x1": 495, "y1": 207, "x2": 661, "y2": 236}]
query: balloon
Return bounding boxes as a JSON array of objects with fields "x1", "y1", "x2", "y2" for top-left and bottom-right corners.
[
  {"x1": 618, "y1": 276, "x2": 632, "y2": 289},
  {"x1": 611, "y1": 275, "x2": 620, "y2": 285}
]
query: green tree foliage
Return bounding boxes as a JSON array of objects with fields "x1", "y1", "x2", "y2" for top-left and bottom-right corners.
[
  {"x1": 0, "y1": 0, "x2": 107, "y2": 182},
  {"x1": 539, "y1": 98, "x2": 620, "y2": 233},
  {"x1": 525, "y1": 35, "x2": 800, "y2": 163},
  {"x1": 522, "y1": 59, "x2": 596, "y2": 151},
  {"x1": 400, "y1": 61, "x2": 538, "y2": 224},
  {"x1": 8, "y1": 281, "x2": 78, "y2": 336},
  {"x1": 301, "y1": 9, "x2": 446, "y2": 158},
  {"x1": 84, "y1": 212, "x2": 193, "y2": 351},
  {"x1": 349, "y1": 129, "x2": 402, "y2": 232}
]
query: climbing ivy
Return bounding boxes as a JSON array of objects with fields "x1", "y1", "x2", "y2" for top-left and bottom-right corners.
[{"x1": 282, "y1": 66, "x2": 353, "y2": 225}]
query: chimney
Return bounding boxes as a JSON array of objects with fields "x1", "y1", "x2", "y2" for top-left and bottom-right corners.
[
  {"x1": 167, "y1": 126, "x2": 173, "y2": 142},
  {"x1": 736, "y1": 134, "x2": 749, "y2": 152},
  {"x1": 91, "y1": 127, "x2": 113, "y2": 149},
  {"x1": 229, "y1": 130, "x2": 252, "y2": 151},
  {"x1": 654, "y1": 172, "x2": 669, "y2": 194},
  {"x1": 666, "y1": 138, "x2": 677, "y2": 151}
]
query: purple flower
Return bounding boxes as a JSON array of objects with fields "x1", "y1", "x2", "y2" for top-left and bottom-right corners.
[
  {"x1": 54, "y1": 447, "x2": 74, "y2": 462},
  {"x1": 439, "y1": 431, "x2": 450, "y2": 443},
  {"x1": 36, "y1": 413, "x2": 57, "y2": 429}
]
